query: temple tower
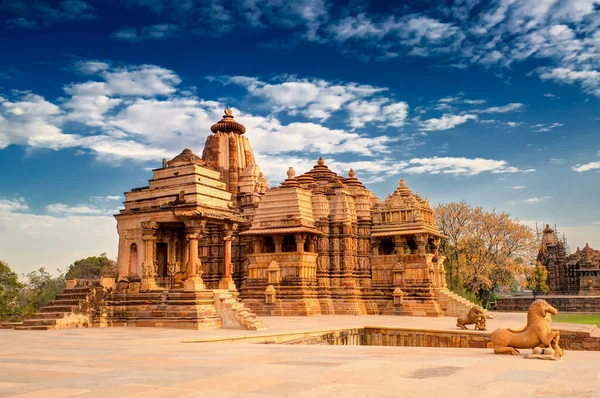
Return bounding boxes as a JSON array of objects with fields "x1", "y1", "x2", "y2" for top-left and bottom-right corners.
[{"x1": 202, "y1": 108, "x2": 268, "y2": 216}]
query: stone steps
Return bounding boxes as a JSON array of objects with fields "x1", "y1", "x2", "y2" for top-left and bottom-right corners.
[
  {"x1": 435, "y1": 288, "x2": 481, "y2": 317},
  {"x1": 16, "y1": 285, "x2": 99, "y2": 330}
]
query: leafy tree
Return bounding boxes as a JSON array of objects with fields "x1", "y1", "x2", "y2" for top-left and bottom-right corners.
[
  {"x1": 65, "y1": 253, "x2": 117, "y2": 280},
  {"x1": 19, "y1": 268, "x2": 65, "y2": 318},
  {"x1": 434, "y1": 202, "x2": 537, "y2": 307},
  {"x1": 0, "y1": 260, "x2": 23, "y2": 320},
  {"x1": 526, "y1": 262, "x2": 550, "y2": 298}
]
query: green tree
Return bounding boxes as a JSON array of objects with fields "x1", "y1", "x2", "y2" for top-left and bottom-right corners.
[
  {"x1": 526, "y1": 262, "x2": 550, "y2": 298},
  {"x1": 19, "y1": 268, "x2": 65, "y2": 318},
  {"x1": 65, "y1": 253, "x2": 117, "y2": 280},
  {"x1": 0, "y1": 260, "x2": 23, "y2": 320}
]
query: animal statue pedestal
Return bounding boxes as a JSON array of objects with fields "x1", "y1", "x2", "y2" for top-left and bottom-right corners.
[
  {"x1": 456, "y1": 306, "x2": 486, "y2": 330},
  {"x1": 491, "y1": 299, "x2": 564, "y2": 357},
  {"x1": 524, "y1": 347, "x2": 562, "y2": 361}
]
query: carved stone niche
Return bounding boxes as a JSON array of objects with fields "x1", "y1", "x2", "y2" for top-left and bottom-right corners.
[
  {"x1": 265, "y1": 285, "x2": 276, "y2": 304},
  {"x1": 393, "y1": 287, "x2": 404, "y2": 306},
  {"x1": 267, "y1": 261, "x2": 281, "y2": 284}
]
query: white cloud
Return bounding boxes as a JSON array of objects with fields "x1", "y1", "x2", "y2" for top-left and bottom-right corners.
[
  {"x1": 346, "y1": 99, "x2": 409, "y2": 128},
  {"x1": 46, "y1": 203, "x2": 104, "y2": 214},
  {"x1": 572, "y1": 161, "x2": 600, "y2": 172},
  {"x1": 0, "y1": 197, "x2": 117, "y2": 275},
  {"x1": 510, "y1": 186, "x2": 527, "y2": 190},
  {"x1": 216, "y1": 75, "x2": 401, "y2": 126},
  {"x1": 516, "y1": 196, "x2": 551, "y2": 204},
  {"x1": 401, "y1": 156, "x2": 533, "y2": 175},
  {"x1": 531, "y1": 122, "x2": 563, "y2": 132},
  {"x1": 539, "y1": 67, "x2": 600, "y2": 96},
  {"x1": 420, "y1": 114, "x2": 477, "y2": 131},
  {"x1": 476, "y1": 103, "x2": 524, "y2": 113},
  {"x1": 543, "y1": 93, "x2": 561, "y2": 99},
  {"x1": 0, "y1": 198, "x2": 28, "y2": 213},
  {"x1": 550, "y1": 158, "x2": 567, "y2": 164},
  {"x1": 111, "y1": 24, "x2": 181, "y2": 42}
]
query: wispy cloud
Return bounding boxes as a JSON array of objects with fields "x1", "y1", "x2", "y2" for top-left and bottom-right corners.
[
  {"x1": 543, "y1": 93, "x2": 561, "y2": 99},
  {"x1": 531, "y1": 122, "x2": 563, "y2": 133},
  {"x1": 510, "y1": 196, "x2": 551, "y2": 204},
  {"x1": 111, "y1": 24, "x2": 182, "y2": 42},
  {"x1": 420, "y1": 114, "x2": 477, "y2": 131},
  {"x1": 476, "y1": 103, "x2": 524, "y2": 114}
]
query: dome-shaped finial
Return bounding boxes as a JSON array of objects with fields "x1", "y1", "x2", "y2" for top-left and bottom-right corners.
[
  {"x1": 287, "y1": 167, "x2": 296, "y2": 179},
  {"x1": 210, "y1": 107, "x2": 246, "y2": 134},
  {"x1": 400, "y1": 178, "x2": 406, "y2": 187},
  {"x1": 348, "y1": 168, "x2": 356, "y2": 178},
  {"x1": 317, "y1": 156, "x2": 325, "y2": 166}
]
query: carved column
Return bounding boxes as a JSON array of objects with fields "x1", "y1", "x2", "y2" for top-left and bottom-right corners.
[
  {"x1": 273, "y1": 235, "x2": 283, "y2": 253},
  {"x1": 307, "y1": 236, "x2": 316, "y2": 253},
  {"x1": 219, "y1": 223, "x2": 237, "y2": 290},
  {"x1": 295, "y1": 233, "x2": 306, "y2": 253},
  {"x1": 253, "y1": 237, "x2": 262, "y2": 254},
  {"x1": 370, "y1": 239, "x2": 380, "y2": 256},
  {"x1": 141, "y1": 221, "x2": 159, "y2": 291},
  {"x1": 414, "y1": 234, "x2": 427, "y2": 255},
  {"x1": 184, "y1": 219, "x2": 206, "y2": 291},
  {"x1": 393, "y1": 236, "x2": 407, "y2": 256}
]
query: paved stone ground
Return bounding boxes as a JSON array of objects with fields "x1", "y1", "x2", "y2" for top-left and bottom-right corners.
[{"x1": 1, "y1": 314, "x2": 599, "y2": 397}]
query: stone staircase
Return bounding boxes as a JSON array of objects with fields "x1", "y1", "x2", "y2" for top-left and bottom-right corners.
[
  {"x1": 435, "y1": 288, "x2": 481, "y2": 317},
  {"x1": 213, "y1": 290, "x2": 267, "y2": 331},
  {"x1": 16, "y1": 285, "x2": 106, "y2": 330}
]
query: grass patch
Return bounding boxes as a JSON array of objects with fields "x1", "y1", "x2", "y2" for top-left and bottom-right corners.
[{"x1": 551, "y1": 314, "x2": 600, "y2": 327}]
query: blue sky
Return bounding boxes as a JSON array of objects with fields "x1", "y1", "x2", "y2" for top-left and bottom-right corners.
[{"x1": 1, "y1": 0, "x2": 599, "y2": 275}]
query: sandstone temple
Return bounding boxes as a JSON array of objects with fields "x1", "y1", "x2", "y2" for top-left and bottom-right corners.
[
  {"x1": 538, "y1": 224, "x2": 600, "y2": 295},
  {"x1": 17, "y1": 109, "x2": 477, "y2": 331}
]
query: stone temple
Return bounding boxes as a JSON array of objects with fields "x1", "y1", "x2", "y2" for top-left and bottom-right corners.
[
  {"x1": 17, "y1": 109, "x2": 476, "y2": 330},
  {"x1": 537, "y1": 224, "x2": 600, "y2": 295}
]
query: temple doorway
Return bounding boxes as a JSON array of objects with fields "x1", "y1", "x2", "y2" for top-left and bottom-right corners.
[
  {"x1": 156, "y1": 242, "x2": 168, "y2": 277},
  {"x1": 129, "y1": 243, "x2": 138, "y2": 276}
]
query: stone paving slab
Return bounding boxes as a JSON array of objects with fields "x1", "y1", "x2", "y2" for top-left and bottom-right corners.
[{"x1": 1, "y1": 324, "x2": 600, "y2": 397}]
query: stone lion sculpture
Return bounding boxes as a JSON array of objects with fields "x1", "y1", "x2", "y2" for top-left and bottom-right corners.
[
  {"x1": 456, "y1": 306, "x2": 486, "y2": 330},
  {"x1": 491, "y1": 299, "x2": 563, "y2": 356}
]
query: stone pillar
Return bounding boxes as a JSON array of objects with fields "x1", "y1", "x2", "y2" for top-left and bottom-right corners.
[
  {"x1": 295, "y1": 233, "x2": 306, "y2": 252},
  {"x1": 414, "y1": 234, "x2": 427, "y2": 255},
  {"x1": 141, "y1": 221, "x2": 159, "y2": 291},
  {"x1": 371, "y1": 239, "x2": 379, "y2": 256},
  {"x1": 184, "y1": 219, "x2": 206, "y2": 292},
  {"x1": 219, "y1": 223, "x2": 237, "y2": 291},
  {"x1": 253, "y1": 238, "x2": 262, "y2": 254},
  {"x1": 307, "y1": 236, "x2": 316, "y2": 253},
  {"x1": 273, "y1": 236, "x2": 283, "y2": 253},
  {"x1": 393, "y1": 236, "x2": 406, "y2": 256}
]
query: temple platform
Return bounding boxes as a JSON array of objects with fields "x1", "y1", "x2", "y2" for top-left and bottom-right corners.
[{"x1": 2, "y1": 315, "x2": 600, "y2": 397}]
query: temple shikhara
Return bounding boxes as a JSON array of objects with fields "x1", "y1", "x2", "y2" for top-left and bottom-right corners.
[
  {"x1": 18, "y1": 109, "x2": 477, "y2": 331},
  {"x1": 538, "y1": 225, "x2": 600, "y2": 295}
]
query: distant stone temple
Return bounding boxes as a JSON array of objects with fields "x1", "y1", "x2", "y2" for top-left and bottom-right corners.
[
  {"x1": 18, "y1": 108, "x2": 476, "y2": 330},
  {"x1": 538, "y1": 225, "x2": 600, "y2": 295}
]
